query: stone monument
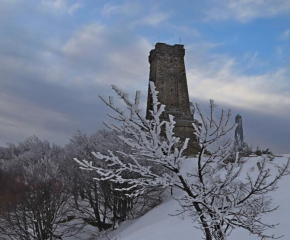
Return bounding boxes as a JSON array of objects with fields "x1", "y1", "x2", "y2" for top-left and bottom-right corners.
[
  {"x1": 235, "y1": 114, "x2": 244, "y2": 142},
  {"x1": 146, "y1": 43, "x2": 200, "y2": 155}
]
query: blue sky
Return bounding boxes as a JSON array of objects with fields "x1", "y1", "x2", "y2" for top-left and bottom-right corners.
[{"x1": 0, "y1": 0, "x2": 290, "y2": 152}]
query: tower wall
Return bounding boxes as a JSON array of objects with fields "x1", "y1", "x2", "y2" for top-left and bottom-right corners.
[{"x1": 146, "y1": 43, "x2": 200, "y2": 155}]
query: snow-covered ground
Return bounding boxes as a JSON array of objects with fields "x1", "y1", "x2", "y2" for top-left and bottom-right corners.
[{"x1": 72, "y1": 155, "x2": 290, "y2": 240}]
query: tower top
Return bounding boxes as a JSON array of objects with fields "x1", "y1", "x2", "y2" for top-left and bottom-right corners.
[
  {"x1": 149, "y1": 43, "x2": 185, "y2": 63},
  {"x1": 153, "y1": 42, "x2": 184, "y2": 48}
]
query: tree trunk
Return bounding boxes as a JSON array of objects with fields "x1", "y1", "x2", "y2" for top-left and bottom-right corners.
[
  {"x1": 177, "y1": 174, "x2": 213, "y2": 240},
  {"x1": 193, "y1": 202, "x2": 212, "y2": 240}
]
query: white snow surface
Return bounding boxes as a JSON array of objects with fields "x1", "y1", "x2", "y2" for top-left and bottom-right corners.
[{"x1": 73, "y1": 155, "x2": 290, "y2": 240}]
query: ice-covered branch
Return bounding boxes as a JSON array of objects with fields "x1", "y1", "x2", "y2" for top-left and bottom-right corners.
[{"x1": 75, "y1": 82, "x2": 289, "y2": 240}]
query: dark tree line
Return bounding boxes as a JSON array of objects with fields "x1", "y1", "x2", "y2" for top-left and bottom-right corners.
[{"x1": 0, "y1": 131, "x2": 163, "y2": 239}]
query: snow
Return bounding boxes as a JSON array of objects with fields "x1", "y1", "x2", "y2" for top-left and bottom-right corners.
[
  {"x1": 106, "y1": 192, "x2": 202, "y2": 240},
  {"x1": 68, "y1": 155, "x2": 290, "y2": 239},
  {"x1": 97, "y1": 155, "x2": 290, "y2": 240}
]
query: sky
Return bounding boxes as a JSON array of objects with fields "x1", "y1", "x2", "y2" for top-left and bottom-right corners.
[{"x1": 0, "y1": 0, "x2": 289, "y2": 153}]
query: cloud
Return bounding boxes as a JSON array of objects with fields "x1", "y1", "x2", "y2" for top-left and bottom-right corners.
[
  {"x1": 0, "y1": 88, "x2": 74, "y2": 146},
  {"x1": 41, "y1": 0, "x2": 82, "y2": 15},
  {"x1": 184, "y1": 46, "x2": 290, "y2": 152},
  {"x1": 165, "y1": 24, "x2": 201, "y2": 38},
  {"x1": 0, "y1": 48, "x2": 110, "y2": 146},
  {"x1": 0, "y1": 6, "x2": 154, "y2": 145},
  {"x1": 42, "y1": 0, "x2": 66, "y2": 11},
  {"x1": 68, "y1": 2, "x2": 82, "y2": 15},
  {"x1": 101, "y1": 3, "x2": 170, "y2": 28},
  {"x1": 280, "y1": 29, "x2": 290, "y2": 41},
  {"x1": 0, "y1": 0, "x2": 24, "y2": 19},
  {"x1": 242, "y1": 51, "x2": 264, "y2": 69},
  {"x1": 101, "y1": 2, "x2": 171, "y2": 29},
  {"x1": 61, "y1": 23, "x2": 151, "y2": 90},
  {"x1": 0, "y1": 0, "x2": 21, "y2": 6},
  {"x1": 101, "y1": 2, "x2": 142, "y2": 18},
  {"x1": 102, "y1": 3, "x2": 126, "y2": 16},
  {"x1": 206, "y1": 0, "x2": 290, "y2": 22},
  {"x1": 186, "y1": 52, "x2": 290, "y2": 117},
  {"x1": 133, "y1": 11, "x2": 171, "y2": 27}
]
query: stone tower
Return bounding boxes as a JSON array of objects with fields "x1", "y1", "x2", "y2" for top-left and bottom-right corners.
[
  {"x1": 146, "y1": 43, "x2": 199, "y2": 155},
  {"x1": 235, "y1": 114, "x2": 244, "y2": 142}
]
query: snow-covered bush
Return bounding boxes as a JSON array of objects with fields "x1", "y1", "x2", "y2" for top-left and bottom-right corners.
[
  {"x1": 0, "y1": 137, "x2": 81, "y2": 240},
  {"x1": 65, "y1": 130, "x2": 163, "y2": 230},
  {"x1": 76, "y1": 82, "x2": 289, "y2": 240}
]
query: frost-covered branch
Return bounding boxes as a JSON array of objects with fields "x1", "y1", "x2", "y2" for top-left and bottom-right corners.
[{"x1": 75, "y1": 82, "x2": 289, "y2": 240}]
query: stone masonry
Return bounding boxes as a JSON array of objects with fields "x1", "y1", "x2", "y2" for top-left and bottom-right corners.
[{"x1": 146, "y1": 43, "x2": 200, "y2": 155}]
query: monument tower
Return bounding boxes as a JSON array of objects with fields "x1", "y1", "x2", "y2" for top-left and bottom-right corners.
[
  {"x1": 235, "y1": 114, "x2": 244, "y2": 142},
  {"x1": 146, "y1": 43, "x2": 199, "y2": 155}
]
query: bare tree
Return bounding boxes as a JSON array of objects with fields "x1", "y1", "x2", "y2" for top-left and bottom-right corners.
[
  {"x1": 0, "y1": 137, "x2": 82, "y2": 240},
  {"x1": 65, "y1": 130, "x2": 163, "y2": 231},
  {"x1": 75, "y1": 82, "x2": 289, "y2": 240}
]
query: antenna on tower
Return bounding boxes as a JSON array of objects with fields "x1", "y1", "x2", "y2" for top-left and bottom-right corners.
[{"x1": 158, "y1": 35, "x2": 160, "y2": 43}]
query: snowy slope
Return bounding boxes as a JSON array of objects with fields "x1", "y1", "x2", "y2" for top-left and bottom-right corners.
[
  {"x1": 109, "y1": 191, "x2": 203, "y2": 240},
  {"x1": 104, "y1": 155, "x2": 290, "y2": 240}
]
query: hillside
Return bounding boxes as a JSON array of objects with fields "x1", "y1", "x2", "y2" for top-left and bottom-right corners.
[{"x1": 102, "y1": 155, "x2": 290, "y2": 240}]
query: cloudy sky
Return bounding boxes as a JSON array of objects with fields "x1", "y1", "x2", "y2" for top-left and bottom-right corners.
[{"x1": 0, "y1": 0, "x2": 289, "y2": 153}]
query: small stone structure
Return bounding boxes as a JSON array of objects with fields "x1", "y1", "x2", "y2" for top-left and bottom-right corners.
[
  {"x1": 235, "y1": 114, "x2": 244, "y2": 142},
  {"x1": 146, "y1": 43, "x2": 200, "y2": 155}
]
